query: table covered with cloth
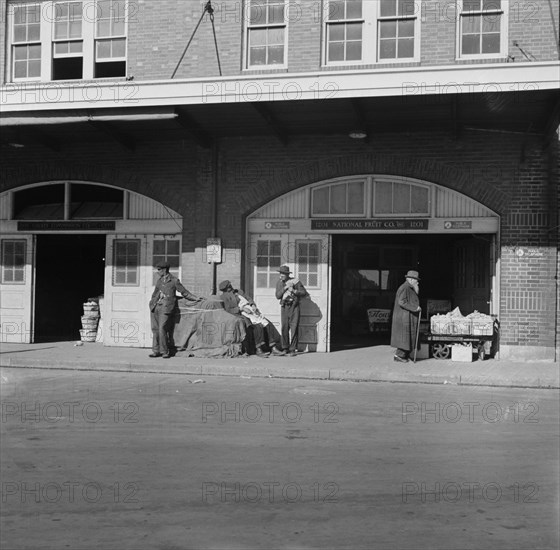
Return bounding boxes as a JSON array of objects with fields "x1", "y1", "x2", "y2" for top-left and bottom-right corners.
[{"x1": 172, "y1": 296, "x2": 246, "y2": 357}]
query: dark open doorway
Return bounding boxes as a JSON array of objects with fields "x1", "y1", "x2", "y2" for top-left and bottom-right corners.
[
  {"x1": 34, "y1": 234, "x2": 106, "y2": 342},
  {"x1": 330, "y1": 234, "x2": 493, "y2": 351}
]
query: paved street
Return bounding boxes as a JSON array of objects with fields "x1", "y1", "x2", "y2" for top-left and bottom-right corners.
[{"x1": 1, "y1": 367, "x2": 558, "y2": 550}]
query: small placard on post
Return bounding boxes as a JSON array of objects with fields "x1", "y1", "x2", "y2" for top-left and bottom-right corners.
[{"x1": 206, "y1": 238, "x2": 222, "y2": 264}]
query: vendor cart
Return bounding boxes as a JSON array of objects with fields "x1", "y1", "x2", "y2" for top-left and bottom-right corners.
[{"x1": 421, "y1": 332, "x2": 495, "y2": 360}]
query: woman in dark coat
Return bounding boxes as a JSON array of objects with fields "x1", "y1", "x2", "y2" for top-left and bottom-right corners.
[{"x1": 390, "y1": 270, "x2": 421, "y2": 362}]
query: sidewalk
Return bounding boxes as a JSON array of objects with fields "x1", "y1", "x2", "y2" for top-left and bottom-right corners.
[{"x1": 0, "y1": 341, "x2": 558, "y2": 389}]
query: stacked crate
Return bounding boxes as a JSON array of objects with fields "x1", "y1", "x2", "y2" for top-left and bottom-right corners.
[{"x1": 80, "y1": 301, "x2": 99, "y2": 342}]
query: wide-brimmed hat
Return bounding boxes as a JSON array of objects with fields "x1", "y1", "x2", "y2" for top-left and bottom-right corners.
[
  {"x1": 277, "y1": 265, "x2": 292, "y2": 275},
  {"x1": 218, "y1": 280, "x2": 232, "y2": 291},
  {"x1": 155, "y1": 261, "x2": 170, "y2": 269},
  {"x1": 405, "y1": 270, "x2": 420, "y2": 280}
]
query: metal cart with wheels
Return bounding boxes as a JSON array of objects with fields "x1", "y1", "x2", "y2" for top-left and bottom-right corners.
[{"x1": 422, "y1": 333, "x2": 495, "y2": 360}]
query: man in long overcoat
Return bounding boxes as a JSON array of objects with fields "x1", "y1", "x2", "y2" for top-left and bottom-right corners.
[{"x1": 390, "y1": 270, "x2": 421, "y2": 362}]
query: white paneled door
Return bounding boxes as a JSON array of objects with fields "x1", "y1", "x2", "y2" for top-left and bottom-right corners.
[
  {"x1": 0, "y1": 235, "x2": 34, "y2": 343},
  {"x1": 104, "y1": 235, "x2": 151, "y2": 348},
  {"x1": 248, "y1": 234, "x2": 331, "y2": 352}
]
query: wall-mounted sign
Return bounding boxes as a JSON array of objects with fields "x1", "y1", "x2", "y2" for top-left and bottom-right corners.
[
  {"x1": 444, "y1": 221, "x2": 472, "y2": 229},
  {"x1": 311, "y1": 219, "x2": 428, "y2": 230},
  {"x1": 265, "y1": 221, "x2": 290, "y2": 230},
  {"x1": 206, "y1": 238, "x2": 222, "y2": 264},
  {"x1": 18, "y1": 221, "x2": 116, "y2": 231}
]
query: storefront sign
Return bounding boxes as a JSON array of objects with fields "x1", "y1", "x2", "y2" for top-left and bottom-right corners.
[
  {"x1": 18, "y1": 221, "x2": 115, "y2": 231},
  {"x1": 265, "y1": 221, "x2": 290, "y2": 230},
  {"x1": 444, "y1": 221, "x2": 472, "y2": 229},
  {"x1": 206, "y1": 238, "x2": 222, "y2": 263},
  {"x1": 311, "y1": 219, "x2": 428, "y2": 230}
]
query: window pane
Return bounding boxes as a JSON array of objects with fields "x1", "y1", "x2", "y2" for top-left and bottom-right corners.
[
  {"x1": 96, "y1": 40, "x2": 112, "y2": 59},
  {"x1": 482, "y1": 33, "x2": 500, "y2": 53},
  {"x1": 380, "y1": 0, "x2": 396, "y2": 17},
  {"x1": 250, "y1": 3, "x2": 266, "y2": 25},
  {"x1": 462, "y1": 34, "x2": 479, "y2": 55},
  {"x1": 330, "y1": 184, "x2": 347, "y2": 214},
  {"x1": 399, "y1": 0, "x2": 416, "y2": 16},
  {"x1": 269, "y1": 3, "x2": 284, "y2": 23},
  {"x1": 153, "y1": 240, "x2": 165, "y2": 254},
  {"x1": 28, "y1": 24, "x2": 40, "y2": 42},
  {"x1": 463, "y1": 14, "x2": 480, "y2": 33},
  {"x1": 380, "y1": 21, "x2": 396, "y2": 39},
  {"x1": 268, "y1": 27, "x2": 284, "y2": 44},
  {"x1": 268, "y1": 45, "x2": 284, "y2": 64},
  {"x1": 399, "y1": 19, "x2": 414, "y2": 38},
  {"x1": 14, "y1": 45, "x2": 27, "y2": 61},
  {"x1": 393, "y1": 183, "x2": 410, "y2": 212},
  {"x1": 398, "y1": 38, "x2": 414, "y2": 58},
  {"x1": 346, "y1": 22, "x2": 362, "y2": 40},
  {"x1": 411, "y1": 186, "x2": 429, "y2": 213},
  {"x1": 380, "y1": 39, "x2": 396, "y2": 59},
  {"x1": 329, "y1": 0, "x2": 345, "y2": 21},
  {"x1": 329, "y1": 24, "x2": 344, "y2": 41},
  {"x1": 463, "y1": 0, "x2": 482, "y2": 11},
  {"x1": 347, "y1": 182, "x2": 364, "y2": 214},
  {"x1": 97, "y1": 20, "x2": 111, "y2": 37},
  {"x1": 346, "y1": 0, "x2": 362, "y2": 19},
  {"x1": 483, "y1": 0, "x2": 500, "y2": 9},
  {"x1": 167, "y1": 240, "x2": 180, "y2": 255},
  {"x1": 328, "y1": 42, "x2": 344, "y2": 62},
  {"x1": 112, "y1": 38, "x2": 126, "y2": 57},
  {"x1": 312, "y1": 187, "x2": 329, "y2": 214},
  {"x1": 375, "y1": 182, "x2": 392, "y2": 213},
  {"x1": 482, "y1": 15, "x2": 500, "y2": 32},
  {"x1": 250, "y1": 47, "x2": 266, "y2": 65},
  {"x1": 346, "y1": 41, "x2": 362, "y2": 60},
  {"x1": 251, "y1": 28, "x2": 266, "y2": 46}
]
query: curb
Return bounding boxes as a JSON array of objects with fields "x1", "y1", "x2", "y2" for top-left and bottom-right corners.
[{"x1": 1, "y1": 358, "x2": 558, "y2": 390}]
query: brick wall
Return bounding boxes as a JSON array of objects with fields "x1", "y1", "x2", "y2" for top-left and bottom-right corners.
[
  {"x1": 1, "y1": 126, "x2": 557, "y2": 356},
  {"x1": 1, "y1": 0, "x2": 558, "y2": 85}
]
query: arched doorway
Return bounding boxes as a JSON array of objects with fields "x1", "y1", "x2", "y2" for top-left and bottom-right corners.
[
  {"x1": 246, "y1": 175, "x2": 500, "y2": 352},
  {"x1": 0, "y1": 182, "x2": 182, "y2": 346}
]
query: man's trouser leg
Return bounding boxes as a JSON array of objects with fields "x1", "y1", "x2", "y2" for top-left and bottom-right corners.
[
  {"x1": 155, "y1": 306, "x2": 169, "y2": 355},
  {"x1": 151, "y1": 310, "x2": 161, "y2": 353},
  {"x1": 265, "y1": 322, "x2": 282, "y2": 349},
  {"x1": 287, "y1": 304, "x2": 300, "y2": 352},
  {"x1": 280, "y1": 306, "x2": 290, "y2": 351},
  {"x1": 252, "y1": 323, "x2": 265, "y2": 349},
  {"x1": 161, "y1": 312, "x2": 175, "y2": 355}
]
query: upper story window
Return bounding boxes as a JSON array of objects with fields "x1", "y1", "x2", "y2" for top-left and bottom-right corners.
[
  {"x1": 378, "y1": 0, "x2": 416, "y2": 60},
  {"x1": 373, "y1": 179, "x2": 430, "y2": 216},
  {"x1": 323, "y1": 0, "x2": 418, "y2": 66},
  {"x1": 245, "y1": 0, "x2": 287, "y2": 68},
  {"x1": 458, "y1": 0, "x2": 508, "y2": 59},
  {"x1": 8, "y1": 0, "x2": 128, "y2": 82},
  {"x1": 311, "y1": 180, "x2": 365, "y2": 216}
]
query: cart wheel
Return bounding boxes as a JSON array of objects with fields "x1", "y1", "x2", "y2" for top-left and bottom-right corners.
[{"x1": 432, "y1": 343, "x2": 451, "y2": 359}]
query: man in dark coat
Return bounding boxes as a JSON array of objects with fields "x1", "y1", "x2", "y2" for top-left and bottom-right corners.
[
  {"x1": 390, "y1": 270, "x2": 421, "y2": 362},
  {"x1": 149, "y1": 261, "x2": 202, "y2": 358},
  {"x1": 275, "y1": 265, "x2": 308, "y2": 357},
  {"x1": 219, "y1": 280, "x2": 268, "y2": 357}
]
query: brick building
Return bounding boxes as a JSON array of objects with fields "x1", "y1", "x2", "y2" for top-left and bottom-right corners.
[{"x1": 0, "y1": 0, "x2": 558, "y2": 361}]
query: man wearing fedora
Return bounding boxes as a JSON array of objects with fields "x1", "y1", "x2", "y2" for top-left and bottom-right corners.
[
  {"x1": 275, "y1": 265, "x2": 308, "y2": 356},
  {"x1": 149, "y1": 261, "x2": 203, "y2": 358},
  {"x1": 390, "y1": 270, "x2": 422, "y2": 363}
]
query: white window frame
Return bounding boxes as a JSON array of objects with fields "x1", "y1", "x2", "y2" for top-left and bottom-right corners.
[
  {"x1": 376, "y1": 0, "x2": 420, "y2": 64},
  {"x1": 7, "y1": 0, "x2": 128, "y2": 82},
  {"x1": 1, "y1": 239, "x2": 27, "y2": 284},
  {"x1": 372, "y1": 178, "x2": 431, "y2": 218},
  {"x1": 9, "y1": 2, "x2": 42, "y2": 82},
  {"x1": 456, "y1": 0, "x2": 509, "y2": 60},
  {"x1": 152, "y1": 237, "x2": 181, "y2": 286},
  {"x1": 323, "y1": 0, "x2": 374, "y2": 66},
  {"x1": 113, "y1": 238, "x2": 140, "y2": 287},
  {"x1": 310, "y1": 179, "x2": 367, "y2": 217},
  {"x1": 322, "y1": 0, "x2": 419, "y2": 66},
  {"x1": 255, "y1": 239, "x2": 282, "y2": 288},
  {"x1": 244, "y1": 0, "x2": 288, "y2": 70},
  {"x1": 295, "y1": 239, "x2": 321, "y2": 290}
]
